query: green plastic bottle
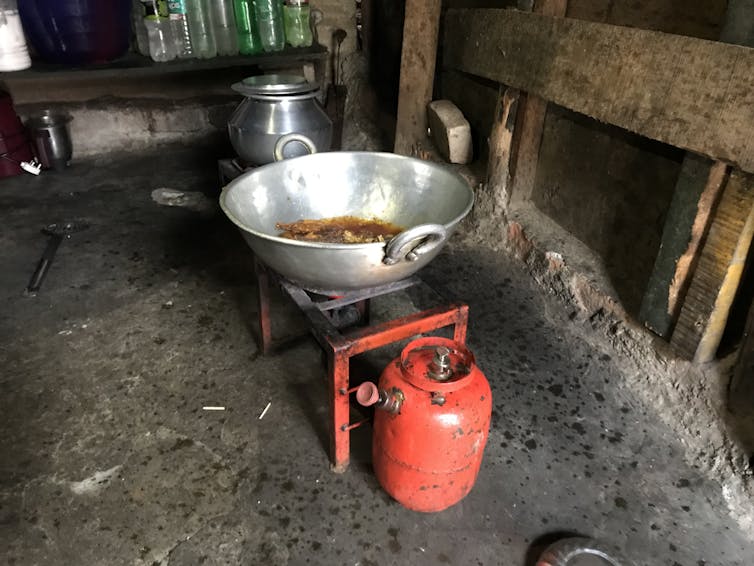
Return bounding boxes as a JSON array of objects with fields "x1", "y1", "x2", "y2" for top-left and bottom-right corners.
[
  {"x1": 283, "y1": 0, "x2": 312, "y2": 48},
  {"x1": 233, "y1": 0, "x2": 262, "y2": 54}
]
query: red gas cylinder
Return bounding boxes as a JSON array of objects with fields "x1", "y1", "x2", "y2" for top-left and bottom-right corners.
[{"x1": 357, "y1": 337, "x2": 492, "y2": 512}]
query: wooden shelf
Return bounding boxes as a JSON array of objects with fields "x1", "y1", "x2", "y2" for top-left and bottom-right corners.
[{"x1": 2, "y1": 45, "x2": 328, "y2": 80}]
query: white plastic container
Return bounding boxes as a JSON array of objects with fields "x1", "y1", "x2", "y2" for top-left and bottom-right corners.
[{"x1": 0, "y1": 2, "x2": 31, "y2": 71}]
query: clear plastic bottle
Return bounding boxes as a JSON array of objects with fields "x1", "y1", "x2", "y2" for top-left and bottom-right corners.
[
  {"x1": 167, "y1": 0, "x2": 193, "y2": 58},
  {"x1": 254, "y1": 0, "x2": 285, "y2": 52},
  {"x1": 142, "y1": 0, "x2": 176, "y2": 62},
  {"x1": 283, "y1": 0, "x2": 311, "y2": 48},
  {"x1": 211, "y1": 0, "x2": 238, "y2": 56},
  {"x1": 185, "y1": 0, "x2": 217, "y2": 58},
  {"x1": 131, "y1": 0, "x2": 150, "y2": 56},
  {"x1": 233, "y1": 0, "x2": 262, "y2": 55}
]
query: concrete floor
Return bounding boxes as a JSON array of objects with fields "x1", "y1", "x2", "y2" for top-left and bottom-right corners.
[{"x1": 0, "y1": 148, "x2": 751, "y2": 566}]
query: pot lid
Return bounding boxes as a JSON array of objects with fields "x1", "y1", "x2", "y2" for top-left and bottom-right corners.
[
  {"x1": 232, "y1": 74, "x2": 319, "y2": 96},
  {"x1": 400, "y1": 337, "x2": 475, "y2": 393}
]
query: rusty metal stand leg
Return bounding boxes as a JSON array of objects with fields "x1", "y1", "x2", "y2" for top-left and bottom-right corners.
[
  {"x1": 355, "y1": 299, "x2": 370, "y2": 326},
  {"x1": 453, "y1": 304, "x2": 469, "y2": 344},
  {"x1": 328, "y1": 349, "x2": 351, "y2": 473},
  {"x1": 256, "y1": 260, "x2": 273, "y2": 355}
]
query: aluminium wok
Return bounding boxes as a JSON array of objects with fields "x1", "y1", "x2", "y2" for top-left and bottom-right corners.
[{"x1": 220, "y1": 142, "x2": 474, "y2": 293}]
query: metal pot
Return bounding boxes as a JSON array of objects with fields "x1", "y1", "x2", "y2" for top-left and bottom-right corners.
[
  {"x1": 27, "y1": 110, "x2": 72, "y2": 171},
  {"x1": 227, "y1": 74, "x2": 333, "y2": 166},
  {"x1": 219, "y1": 135, "x2": 474, "y2": 293}
]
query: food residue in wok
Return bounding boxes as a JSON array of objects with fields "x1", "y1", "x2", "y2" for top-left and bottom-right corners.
[{"x1": 276, "y1": 216, "x2": 403, "y2": 244}]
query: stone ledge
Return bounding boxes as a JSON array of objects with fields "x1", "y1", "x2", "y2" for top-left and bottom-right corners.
[{"x1": 18, "y1": 97, "x2": 236, "y2": 158}]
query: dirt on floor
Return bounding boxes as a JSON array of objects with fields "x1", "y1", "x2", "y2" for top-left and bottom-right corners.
[{"x1": 0, "y1": 147, "x2": 752, "y2": 565}]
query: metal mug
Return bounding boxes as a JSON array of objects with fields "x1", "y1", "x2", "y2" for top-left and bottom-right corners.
[{"x1": 28, "y1": 110, "x2": 73, "y2": 171}]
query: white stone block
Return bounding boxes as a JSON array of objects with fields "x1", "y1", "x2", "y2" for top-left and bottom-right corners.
[{"x1": 427, "y1": 99, "x2": 473, "y2": 164}]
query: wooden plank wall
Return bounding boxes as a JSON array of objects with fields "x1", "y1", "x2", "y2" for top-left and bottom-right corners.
[
  {"x1": 652, "y1": 0, "x2": 754, "y2": 360},
  {"x1": 670, "y1": 171, "x2": 754, "y2": 361},
  {"x1": 393, "y1": 0, "x2": 442, "y2": 155},
  {"x1": 508, "y1": 0, "x2": 567, "y2": 205},
  {"x1": 443, "y1": 9, "x2": 754, "y2": 173}
]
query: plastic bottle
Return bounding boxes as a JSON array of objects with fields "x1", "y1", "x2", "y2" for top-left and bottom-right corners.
[
  {"x1": 142, "y1": 0, "x2": 176, "y2": 62},
  {"x1": 233, "y1": 0, "x2": 262, "y2": 55},
  {"x1": 131, "y1": 0, "x2": 150, "y2": 56},
  {"x1": 0, "y1": 0, "x2": 31, "y2": 71},
  {"x1": 184, "y1": 0, "x2": 216, "y2": 58},
  {"x1": 254, "y1": 0, "x2": 285, "y2": 52},
  {"x1": 283, "y1": 0, "x2": 312, "y2": 48},
  {"x1": 167, "y1": 0, "x2": 193, "y2": 58},
  {"x1": 211, "y1": 0, "x2": 238, "y2": 56}
]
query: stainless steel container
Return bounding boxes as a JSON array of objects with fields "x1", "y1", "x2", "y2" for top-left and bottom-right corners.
[
  {"x1": 27, "y1": 110, "x2": 72, "y2": 171},
  {"x1": 220, "y1": 141, "x2": 474, "y2": 293},
  {"x1": 227, "y1": 74, "x2": 333, "y2": 166}
]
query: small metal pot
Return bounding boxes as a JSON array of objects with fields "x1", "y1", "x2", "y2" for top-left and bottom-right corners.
[
  {"x1": 27, "y1": 110, "x2": 73, "y2": 171},
  {"x1": 227, "y1": 74, "x2": 333, "y2": 166}
]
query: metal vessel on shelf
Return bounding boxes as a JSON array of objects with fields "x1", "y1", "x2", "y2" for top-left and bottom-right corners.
[{"x1": 227, "y1": 74, "x2": 333, "y2": 166}]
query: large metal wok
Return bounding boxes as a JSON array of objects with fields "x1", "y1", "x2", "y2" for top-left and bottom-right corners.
[{"x1": 220, "y1": 139, "x2": 474, "y2": 293}]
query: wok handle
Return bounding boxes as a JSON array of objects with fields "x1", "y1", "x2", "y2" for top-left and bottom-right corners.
[
  {"x1": 383, "y1": 224, "x2": 448, "y2": 265},
  {"x1": 273, "y1": 133, "x2": 318, "y2": 162}
]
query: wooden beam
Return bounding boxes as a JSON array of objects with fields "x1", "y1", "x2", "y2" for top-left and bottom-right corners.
[
  {"x1": 443, "y1": 9, "x2": 754, "y2": 173},
  {"x1": 639, "y1": 159, "x2": 728, "y2": 337},
  {"x1": 670, "y1": 170, "x2": 754, "y2": 362},
  {"x1": 506, "y1": 0, "x2": 567, "y2": 205},
  {"x1": 394, "y1": 0, "x2": 442, "y2": 156}
]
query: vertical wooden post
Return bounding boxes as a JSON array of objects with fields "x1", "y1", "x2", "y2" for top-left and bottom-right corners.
[
  {"x1": 393, "y1": 0, "x2": 442, "y2": 156},
  {"x1": 657, "y1": 0, "x2": 754, "y2": 361},
  {"x1": 639, "y1": 159, "x2": 728, "y2": 337},
  {"x1": 671, "y1": 171, "x2": 754, "y2": 362},
  {"x1": 508, "y1": 0, "x2": 567, "y2": 205},
  {"x1": 487, "y1": 87, "x2": 520, "y2": 202}
]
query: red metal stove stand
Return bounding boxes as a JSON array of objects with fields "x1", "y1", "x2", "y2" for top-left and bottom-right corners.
[{"x1": 255, "y1": 260, "x2": 469, "y2": 473}]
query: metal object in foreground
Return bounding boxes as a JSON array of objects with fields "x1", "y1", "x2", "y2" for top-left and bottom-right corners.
[
  {"x1": 227, "y1": 74, "x2": 333, "y2": 166},
  {"x1": 537, "y1": 537, "x2": 626, "y2": 566},
  {"x1": 220, "y1": 151, "x2": 474, "y2": 293},
  {"x1": 27, "y1": 110, "x2": 73, "y2": 171},
  {"x1": 25, "y1": 221, "x2": 88, "y2": 296},
  {"x1": 357, "y1": 337, "x2": 491, "y2": 512}
]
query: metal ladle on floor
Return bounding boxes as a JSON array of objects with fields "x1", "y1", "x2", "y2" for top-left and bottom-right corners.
[{"x1": 25, "y1": 221, "x2": 89, "y2": 296}]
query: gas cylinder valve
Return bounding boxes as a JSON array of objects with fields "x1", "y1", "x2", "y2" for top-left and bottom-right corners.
[
  {"x1": 356, "y1": 382, "x2": 404, "y2": 414},
  {"x1": 428, "y1": 346, "x2": 453, "y2": 381}
]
